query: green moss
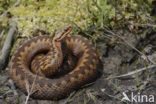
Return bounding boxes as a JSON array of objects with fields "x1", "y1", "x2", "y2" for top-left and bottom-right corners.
[
  {"x1": 0, "y1": 0, "x2": 152, "y2": 37},
  {"x1": 10, "y1": 0, "x2": 91, "y2": 36}
]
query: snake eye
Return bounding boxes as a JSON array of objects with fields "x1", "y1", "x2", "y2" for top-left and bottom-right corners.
[{"x1": 55, "y1": 39, "x2": 57, "y2": 41}]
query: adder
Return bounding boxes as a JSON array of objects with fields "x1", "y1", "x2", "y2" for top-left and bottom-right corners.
[{"x1": 9, "y1": 24, "x2": 99, "y2": 100}]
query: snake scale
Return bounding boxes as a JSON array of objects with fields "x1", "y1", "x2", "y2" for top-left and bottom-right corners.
[{"x1": 9, "y1": 25, "x2": 99, "y2": 100}]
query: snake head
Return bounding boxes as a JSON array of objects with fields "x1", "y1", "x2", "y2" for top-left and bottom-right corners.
[{"x1": 54, "y1": 24, "x2": 72, "y2": 42}]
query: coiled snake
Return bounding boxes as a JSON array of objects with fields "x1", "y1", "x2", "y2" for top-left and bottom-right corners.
[{"x1": 9, "y1": 25, "x2": 99, "y2": 100}]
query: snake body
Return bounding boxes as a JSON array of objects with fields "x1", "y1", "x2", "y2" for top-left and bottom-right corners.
[{"x1": 9, "y1": 25, "x2": 99, "y2": 100}]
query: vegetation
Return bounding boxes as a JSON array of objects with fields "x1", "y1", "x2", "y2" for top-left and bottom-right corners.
[{"x1": 0, "y1": 0, "x2": 154, "y2": 38}]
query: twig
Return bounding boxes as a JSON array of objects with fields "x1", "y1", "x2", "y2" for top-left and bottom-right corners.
[
  {"x1": 101, "y1": 89, "x2": 128, "y2": 104},
  {"x1": 25, "y1": 73, "x2": 38, "y2": 104},
  {"x1": 0, "y1": 22, "x2": 17, "y2": 70},
  {"x1": 0, "y1": 0, "x2": 21, "y2": 19},
  {"x1": 0, "y1": 30, "x2": 5, "y2": 40},
  {"x1": 107, "y1": 65, "x2": 156, "y2": 79},
  {"x1": 63, "y1": 91, "x2": 76, "y2": 104}
]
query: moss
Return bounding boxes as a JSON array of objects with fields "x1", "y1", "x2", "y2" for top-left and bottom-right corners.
[
  {"x1": 9, "y1": 0, "x2": 91, "y2": 36},
  {"x1": 0, "y1": 0, "x2": 152, "y2": 37}
]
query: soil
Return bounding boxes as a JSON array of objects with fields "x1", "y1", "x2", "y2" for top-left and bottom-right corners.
[{"x1": 0, "y1": 29, "x2": 156, "y2": 104}]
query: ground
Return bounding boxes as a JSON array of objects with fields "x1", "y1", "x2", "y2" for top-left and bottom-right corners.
[{"x1": 0, "y1": 28, "x2": 156, "y2": 104}]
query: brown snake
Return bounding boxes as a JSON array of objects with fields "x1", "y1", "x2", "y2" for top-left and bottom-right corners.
[{"x1": 9, "y1": 25, "x2": 99, "y2": 100}]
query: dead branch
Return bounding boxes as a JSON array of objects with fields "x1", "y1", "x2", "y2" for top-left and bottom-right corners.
[{"x1": 0, "y1": 22, "x2": 17, "y2": 70}]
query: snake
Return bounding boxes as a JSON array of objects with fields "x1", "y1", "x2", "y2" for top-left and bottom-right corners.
[{"x1": 9, "y1": 24, "x2": 99, "y2": 100}]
